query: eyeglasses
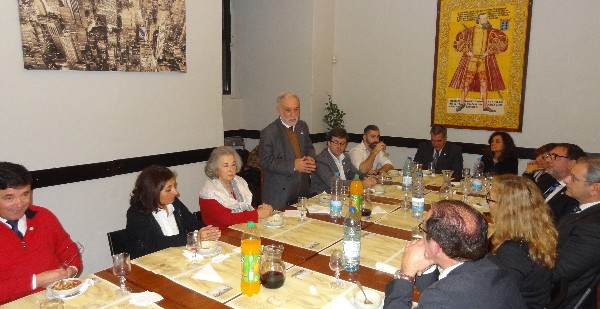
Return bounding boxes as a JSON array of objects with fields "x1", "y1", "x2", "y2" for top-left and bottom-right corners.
[
  {"x1": 485, "y1": 192, "x2": 497, "y2": 204},
  {"x1": 329, "y1": 140, "x2": 347, "y2": 146},
  {"x1": 417, "y1": 221, "x2": 428, "y2": 234},
  {"x1": 543, "y1": 153, "x2": 570, "y2": 160},
  {"x1": 569, "y1": 173, "x2": 588, "y2": 184}
]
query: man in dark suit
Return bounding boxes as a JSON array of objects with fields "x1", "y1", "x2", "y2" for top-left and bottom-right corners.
[
  {"x1": 542, "y1": 143, "x2": 586, "y2": 222},
  {"x1": 414, "y1": 125, "x2": 463, "y2": 178},
  {"x1": 384, "y1": 200, "x2": 525, "y2": 308},
  {"x1": 310, "y1": 127, "x2": 376, "y2": 194},
  {"x1": 260, "y1": 92, "x2": 316, "y2": 210},
  {"x1": 551, "y1": 156, "x2": 600, "y2": 309}
]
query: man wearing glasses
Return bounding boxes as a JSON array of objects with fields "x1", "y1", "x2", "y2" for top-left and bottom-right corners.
[
  {"x1": 0, "y1": 162, "x2": 82, "y2": 304},
  {"x1": 542, "y1": 143, "x2": 586, "y2": 222},
  {"x1": 310, "y1": 127, "x2": 376, "y2": 194},
  {"x1": 551, "y1": 156, "x2": 600, "y2": 309},
  {"x1": 384, "y1": 200, "x2": 525, "y2": 308}
]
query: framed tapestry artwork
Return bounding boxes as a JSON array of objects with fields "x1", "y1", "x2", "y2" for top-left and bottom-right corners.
[
  {"x1": 431, "y1": 0, "x2": 533, "y2": 131},
  {"x1": 17, "y1": 0, "x2": 187, "y2": 72}
]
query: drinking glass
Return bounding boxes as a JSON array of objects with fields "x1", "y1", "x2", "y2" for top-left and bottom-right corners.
[
  {"x1": 298, "y1": 197, "x2": 308, "y2": 221},
  {"x1": 402, "y1": 191, "x2": 411, "y2": 214},
  {"x1": 329, "y1": 249, "x2": 344, "y2": 289},
  {"x1": 462, "y1": 168, "x2": 471, "y2": 179},
  {"x1": 460, "y1": 179, "x2": 471, "y2": 203},
  {"x1": 342, "y1": 186, "x2": 349, "y2": 202},
  {"x1": 112, "y1": 252, "x2": 132, "y2": 295},
  {"x1": 187, "y1": 231, "x2": 200, "y2": 267}
]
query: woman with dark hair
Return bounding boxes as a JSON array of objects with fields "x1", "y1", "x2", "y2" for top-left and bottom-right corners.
[
  {"x1": 482, "y1": 131, "x2": 519, "y2": 175},
  {"x1": 199, "y1": 146, "x2": 273, "y2": 228},
  {"x1": 126, "y1": 165, "x2": 220, "y2": 259},
  {"x1": 488, "y1": 175, "x2": 558, "y2": 308}
]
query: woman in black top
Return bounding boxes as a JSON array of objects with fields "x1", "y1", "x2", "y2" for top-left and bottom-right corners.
[
  {"x1": 126, "y1": 165, "x2": 220, "y2": 258},
  {"x1": 482, "y1": 131, "x2": 518, "y2": 175}
]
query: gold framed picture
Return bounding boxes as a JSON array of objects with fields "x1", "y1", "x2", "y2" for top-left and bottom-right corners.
[{"x1": 431, "y1": 0, "x2": 533, "y2": 131}]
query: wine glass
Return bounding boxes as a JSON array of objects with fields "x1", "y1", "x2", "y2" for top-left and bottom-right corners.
[
  {"x1": 462, "y1": 168, "x2": 471, "y2": 179},
  {"x1": 460, "y1": 179, "x2": 471, "y2": 203},
  {"x1": 112, "y1": 252, "x2": 132, "y2": 295},
  {"x1": 297, "y1": 197, "x2": 308, "y2": 221},
  {"x1": 329, "y1": 249, "x2": 344, "y2": 289},
  {"x1": 187, "y1": 231, "x2": 200, "y2": 267}
]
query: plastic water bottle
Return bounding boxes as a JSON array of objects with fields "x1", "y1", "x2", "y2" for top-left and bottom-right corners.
[
  {"x1": 412, "y1": 176, "x2": 425, "y2": 219},
  {"x1": 472, "y1": 156, "x2": 484, "y2": 194},
  {"x1": 330, "y1": 172, "x2": 343, "y2": 218},
  {"x1": 342, "y1": 206, "x2": 361, "y2": 272},
  {"x1": 241, "y1": 221, "x2": 261, "y2": 296},
  {"x1": 402, "y1": 157, "x2": 414, "y2": 191}
]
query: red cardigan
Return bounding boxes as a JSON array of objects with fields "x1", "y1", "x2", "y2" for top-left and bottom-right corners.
[
  {"x1": 0, "y1": 206, "x2": 83, "y2": 304},
  {"x1": 199, "y1": 197, "x2": 259, "y2": 228}
]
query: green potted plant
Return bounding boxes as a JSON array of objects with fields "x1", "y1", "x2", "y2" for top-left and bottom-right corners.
[{"x1": 322, "y1": 94, "x2": 346, "y2": 130}]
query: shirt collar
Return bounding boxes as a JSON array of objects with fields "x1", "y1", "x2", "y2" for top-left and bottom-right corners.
[
  {"x1": 327, "y1": 148, "x2": 345, "y2": 162},
  {"x1": 438, "y1": 262, "x2": 464, "y2": 280},
  {"x1": 279, "y1": 118, "x2": 293, "y2": 130},
  {"x1": 579, "y1": 201, "x2": 600, "y2": 212}
]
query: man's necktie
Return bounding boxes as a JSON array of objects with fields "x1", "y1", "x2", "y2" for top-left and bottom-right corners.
[
  {"x1": 6, "y1": 220, "x2": 24, "y2": 240},
  {"x1": 543, "y1": 181, "x2": 560, "y2": 198},
  {"x1": 433, "y1": 151, "x2": 440, "y2": 167}
]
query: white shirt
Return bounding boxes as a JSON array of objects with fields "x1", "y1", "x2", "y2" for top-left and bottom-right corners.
[
  {"x1": 349, "y1": 142, "x2": 393, "y2": 172},
  {"x1": 438, "y1": 262, "x2": 464, "y2": 280},
  {"x1": 545, "y1": 180, "x2": 566, "y2": 202},
  {"x1": 152, "y1": 204, "x2": 180, "y2": 236},
  {"x1": 1, "y1": 215, "x2": 26, "y2": 235},
  {"x1": 579, "y1": 201, "x2": 600, "y2": 212},
  {"x1": 328, "y1": 148, "x2": 347, "y2": 180}
]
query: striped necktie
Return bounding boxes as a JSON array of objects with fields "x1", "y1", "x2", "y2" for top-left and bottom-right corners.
[
  {"x1": 6, "y1": 220, "x2": 24, "y2": 240},
  {"x1": 433, "y1": 151, "x2": 440, "y2": 167}
]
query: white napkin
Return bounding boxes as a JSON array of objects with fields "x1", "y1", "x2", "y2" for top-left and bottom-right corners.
[
  {"x1": 307, "y1": 205, "x2": 329, "y2": 214},
  {"x1": 371, "y1": 206, "x2": 387, "y2": 214},
  {"x1": 232, "y1": 246, "x2": 241, "y2": 254},
  {"x1": 192, "y1": 264, "x2": 224, "y2": 283},
  {"x1": 375, "y1": 262, "x2": 397, "y2": 275},
  {"x1": 129, "y1": 291, "x2": 164, "y2": 307},
  {"x1": 284, "y1": 209, "x2": 301, "y2": 217},
  {"x1": 211, "y1": 253, "x2": 231, "y2": 263},
  {"x1": 182, "y1": 250, "x2": 204, "y2": 261}
]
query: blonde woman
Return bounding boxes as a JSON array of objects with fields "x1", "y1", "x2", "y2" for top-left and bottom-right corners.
[{"x1": 487, "y1": 175, "x2": 558, "y2": 309}]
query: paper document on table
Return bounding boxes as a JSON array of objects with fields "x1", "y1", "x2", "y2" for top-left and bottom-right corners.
[
  {"x1": 375, "y1": 262, "x2": 397, "y2": 275},
  {"x1": 284, "y1": 209, "x2": 301, "y2": 217},
  {"x1": 307, "y1": 205, "x2": 329, "y2": 214},
  {"x1": 371, "y1": 206, "x2": 387, "y2": 214},
  {"x1": 129, "y1": 291, "x2": 164, "y2": 306},
  {"x1": 192, "y1": 264, "x2": 224, "y2": 283}
]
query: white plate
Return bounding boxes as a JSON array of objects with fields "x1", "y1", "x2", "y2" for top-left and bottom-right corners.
[
  {"x1": 198, "y1": 245, "x2": 222, "y2": 257},
  {"x1": 264, "y1": 220, "x2": 286, "y2": 229},
  {"x1": 372, "y1": 191, "x2": 385, "y2": 195},
  {"x1": 46, "y1": 282, "x2": 89, "y2": 300}
]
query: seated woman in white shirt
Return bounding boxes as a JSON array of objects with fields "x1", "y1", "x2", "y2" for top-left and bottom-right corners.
[{"x1": 126, "y1": 165, "x2": 220, "y2": 259}]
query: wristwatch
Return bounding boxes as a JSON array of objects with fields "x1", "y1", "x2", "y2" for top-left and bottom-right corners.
[{"x1": 394, "y1": 269, "x2": 415, "y2": 283}]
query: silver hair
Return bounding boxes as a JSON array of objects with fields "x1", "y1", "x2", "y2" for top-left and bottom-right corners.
[
  {"x1": 577, "y1": 156, "x2": 600, "y2": 184},
  {"x1": 277, "y1": 91, "x2": 300, "y2": 107},
  {"x1": 205, "y1": 146, "x2": 243, "y2": 179}
]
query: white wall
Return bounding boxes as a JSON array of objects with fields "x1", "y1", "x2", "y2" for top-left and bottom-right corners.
[
  {"x1": 0, "y1": 1, "x2": 223, "y2": 273},
  {"x1": 229, "y1": 0, "x2": 600, "y2": 169}
]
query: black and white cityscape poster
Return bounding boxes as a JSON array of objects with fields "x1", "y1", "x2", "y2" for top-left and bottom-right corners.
[{"x1": 17, "y1": 0, "x2": 187, "y2": 72}]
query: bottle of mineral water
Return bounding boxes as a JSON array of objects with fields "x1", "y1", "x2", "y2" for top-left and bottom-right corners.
[
  {"x1": 342, "y1": 206, "x2": 361, "y2": 272},
  {"x1": 330, "y1": 172, "x2": 343, "y2": 218},
  {"x1": 402, "y1": 157, "x2": 414, "y2": 191},
  {"x1": 412, "y1": 176, "x2": 425, "y2": 219},
  {"x1": 472, "y1": 156, "x2": 484, "y2": 194}
]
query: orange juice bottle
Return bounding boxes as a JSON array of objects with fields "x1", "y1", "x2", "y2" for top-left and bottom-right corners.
[
  {"x1": 241, "y1": 221, "x2": 261, "y2": 296},
  {"x1": 349, "y1": 174, "x2": 363, "y2": 220}
]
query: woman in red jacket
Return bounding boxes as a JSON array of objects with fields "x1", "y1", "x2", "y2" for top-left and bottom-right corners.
[{"x1": 199, "y1": 147, "x2": 273, "y2": 228}]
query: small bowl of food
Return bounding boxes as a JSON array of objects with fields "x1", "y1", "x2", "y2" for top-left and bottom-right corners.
[
  {"x1": 266, "y1": 213, "x2": 285, "y2": 227},
  {"x1": 353, "y1": 289, "x2": 383, "y2": 309},
  {"x1": 372, "y1": 184, "x2": 385, "y2": 194},
  {"x1": 198, "y1": 240, "x2": 219, "y2": 255},
  {"x1": 387, "y1": 169, "x2": 400, "y2": 177},
  {"x1": 49, "y1": 278, "x2": 83, "y2": 298}
]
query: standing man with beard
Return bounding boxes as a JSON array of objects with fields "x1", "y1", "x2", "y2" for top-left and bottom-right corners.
[
  {"x1": 450, "y1": 12, "x2": 509, "y2": 113},
  {"x1": 260, "y1": 91, "x2": 316, "y2": 210},
  {"x1": 349, "y1": 125, "x2": 395, "y2": 175}
]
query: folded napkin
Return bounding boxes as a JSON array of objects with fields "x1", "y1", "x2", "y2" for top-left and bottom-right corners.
[
  {"x1": 284, "y1": 209, "x2": 301, "y2": 217},
  {"x1": 232, "y1": 246, "x2": 241, "y2": 254},
  {"x1": 211, "y1": 253, "x2": 231, "y2": 264},
  {"x1": 371, "y1": 206, "x2": 387, "y2": 214},
  {"x1": 375, "y1": 262, "x2": 397, "y2": 275},
  {"x1": 129, "y1": 291, "x2": 164, "y2": 307},
  {"x1": 192, "y1": 264, "x2": 223, "y2": 283},
  {"x1": 182, "y1": 250, "x2": 204, "y2": 261},
  {"x1": 307, "y1": 205, "x2": 329, "y2": 214}
]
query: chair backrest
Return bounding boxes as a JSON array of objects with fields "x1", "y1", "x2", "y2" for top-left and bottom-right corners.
[
  {"x1": 107, "y1": 229, "x2": 128, "y2": 256},
  {"x1": 573, "y1": 271, "x2": 600, "y2": 309},
  {"x1": 224, "y1": 136, "x2": 245, "y2": 150}
]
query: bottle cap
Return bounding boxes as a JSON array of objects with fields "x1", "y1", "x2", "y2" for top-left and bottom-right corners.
[
  {"x1": 349, "y1": 206, "x2": 357, "y2": 213},
  {"x1": 354, "y1": 174, "x2": 360, "y2": 179},
  {"x1": 247, "y1": 221, "x2": 255, "y2": 227}
]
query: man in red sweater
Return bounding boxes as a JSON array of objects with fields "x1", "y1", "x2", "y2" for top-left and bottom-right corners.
[{"x1": 0, "y1": 162, "x2": 82, "y2": 304}]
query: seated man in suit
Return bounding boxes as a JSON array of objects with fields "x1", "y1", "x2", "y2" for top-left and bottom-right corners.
[
  {"x1": 384, "y1": 200, "x2": 525, "y2": 309},
  {"x1": 0, "y1": 162, "x2": 82, "y2": 305},
  {"x1": 349, "y1": 125, "x2": 394, "y2": 175},
  {"x1": 542, "y1": 143, "x2": 586, "y2": 222},
  {"x1": 551, "y1": 156, "x2": 600, "y2": 309},
  {"x1": 260, "y1": 91, "x2": 316, "y2": 210},
  {"x1": 414, "y1": 125, "x2": 463, "y2": 178},
  {"x1": 310, "y1": 127, "x2": 376, "y2": 194}
]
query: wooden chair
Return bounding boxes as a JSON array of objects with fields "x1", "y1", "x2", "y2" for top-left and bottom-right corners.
[{"x1": 106, "y1": 229, "x2": 128, "y2": 256}]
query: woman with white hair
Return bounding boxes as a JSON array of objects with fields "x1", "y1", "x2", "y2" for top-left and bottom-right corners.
[{"x1": 199, "y1": 146, "x2": 273, "y2": 227}]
